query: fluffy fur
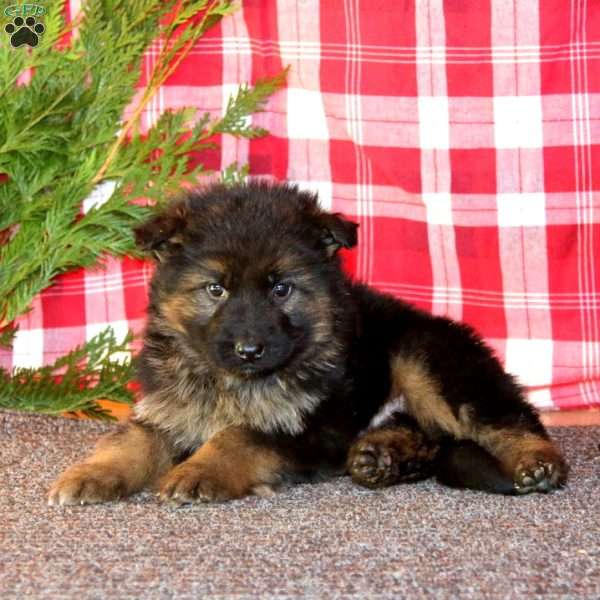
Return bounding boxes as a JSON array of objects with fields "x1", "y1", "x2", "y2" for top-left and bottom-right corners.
[{"x1": 49, "y1": 182, "x2": 568, "y2": 506}]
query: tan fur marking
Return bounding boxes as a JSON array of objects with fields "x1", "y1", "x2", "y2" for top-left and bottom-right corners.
[
  {"x1": 389, "y1": 356, "x2": 567, "y2": 484},
  {"x1": 160, "y1": 295, "x2": 197, "y2": 333},
  {"x1": 176, "y1": 271, "x2": 205, "y2": 291},
  {"x1": 200, "y1": 257, "x2": 228, "y2": 275},
  {"x1": 160, "y1": 266, "x2": 224, "y2": 332},
  {"x1": 89, "y1": 423, "x2": 174, "y2": 488},
  {"x1": 475, "y1": 428, "x2": 560, "y2": 473},
  {"x1": 284, "y1": 283, "x2": 335, "y2": 345},
  {"x1": 48, "y1": 423, "x2": 174, "y2": 505},
  {"x1": 390, "y1": 355, "x2": 469, "y2": 438},
  {"x1": 158, "y1": 426, "x2": 284, "y2": 501},
  {"x1": 192, "y1": 426, "x2": 283, "y2": 490},
  {"x1": 274, "y1": 254, "x2": 301, "y2": 273}
]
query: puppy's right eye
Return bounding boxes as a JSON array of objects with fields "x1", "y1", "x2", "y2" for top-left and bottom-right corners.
[{"x1": 206, "y1": 283, "x2": 227, "y2": 299}]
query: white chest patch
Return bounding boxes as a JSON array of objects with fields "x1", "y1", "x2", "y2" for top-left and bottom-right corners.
[{"x1": 367, "y1": 395, "x2": 407, "y2": 429}]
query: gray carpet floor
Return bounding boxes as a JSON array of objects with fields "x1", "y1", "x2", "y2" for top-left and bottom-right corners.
[{"x1": 1, "y1": 409, "x2": 600, "y2": 599}]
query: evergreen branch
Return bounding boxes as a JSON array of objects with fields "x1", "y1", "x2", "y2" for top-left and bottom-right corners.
[
  {"x1": 221, "y1": 162, "x2": 249, "y2": 184},
  {"x1": 0, "y1": 327, "x2": 135, "y2": 420},
  {"x1": 92, "y1": 0, "x2": 232, "y2": 184},
  {"x1": 0, "y1": 193, "x2": 150, "y2": 323},
  {"x1": 0, "y1": 324, "x2": 17, "y2": 348},
  {"x1": 150, "y1": 0, "x2": 236, "y2": 88},
  {"x1": 0, "y1": 1, "x2": 288, "y2": 416},
  {"x1": 210, "y1": 67, "x2": 289, "y2": 138}
]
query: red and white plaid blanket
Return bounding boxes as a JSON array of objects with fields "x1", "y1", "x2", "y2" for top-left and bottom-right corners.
[{"x1": 3, "y1": 0, "x2": 600, "y2": 411}]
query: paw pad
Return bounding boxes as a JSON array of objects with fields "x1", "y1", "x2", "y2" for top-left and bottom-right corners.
[
  {"x1": 514, "y1": 460, "x2": 563, "y2": 494},
  {"x1": 5, "y1": 16, "x2": 45, "y2": 48},
  {"x1": 348, "y1": 438, "x2": 435, "y2": 489}
]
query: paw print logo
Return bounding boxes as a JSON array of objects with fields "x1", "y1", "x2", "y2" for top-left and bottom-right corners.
[{"x1": 4, "y1": 16, "x2": 45, "y2": 48}]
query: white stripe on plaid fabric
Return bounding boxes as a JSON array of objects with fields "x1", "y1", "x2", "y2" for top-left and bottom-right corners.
[
  {"x1": 195, "y1": 38, "x2": 600, "y2": 63},
  {"x1": 506, "y1": 338, "x2": 554, "y2": 386},
  {"x1": 571, "y1": 0, "x2": 600, "y2": 405},
  {"x1": 278, "y1": 0, "x2": 332, "y2": 206},
  {"x1": 33, "y1": 270, "x2": 152, "y2": 296},
  {"x1": 220, "y1": 9, "x2": 253, "y2": 171},
  {"x1": 417, "y1": 0, "x2": 462, "y2": 321},
  {"x1": 84, "y1": 259, "x2": 126, "y2": 328},
  {"x1": 374, "y1": 282, "x2": 600, "y2": 308},
  {"x1": 11, "y1": 328, "x2": 44, "y2": 369},
  {"x1": 493, "y1": 0, "x2": 553, "y2": 368},
  {"x1": 10, "y1": 295, "x2": 44, "y2": 369},
  {"x1": 343, "y1": 0, "x2": 374, "y2": 283},
  {"x1": 332, "y1": 187, "x2": 600, "y2": 225}
]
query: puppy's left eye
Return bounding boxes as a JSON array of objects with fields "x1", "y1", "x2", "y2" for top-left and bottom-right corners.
[
  {"x1": 272, "y1": 282, "x2": 293, "y2": 300},
  {"x1": 206, "y1": 283, "x2": 227, "y2": 299}
]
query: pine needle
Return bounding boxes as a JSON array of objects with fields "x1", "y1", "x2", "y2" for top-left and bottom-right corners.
[{"x1": 0, "y1": 327, "x2": 135, "y2": 420}]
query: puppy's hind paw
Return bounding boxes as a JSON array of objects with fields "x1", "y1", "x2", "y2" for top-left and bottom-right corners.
[
  {"x1": 349, "y1": 442, "x2": 397, "y2": 488},
  {"x1": 348, "y1": 429, "x2": 437, "y2": 489},
  {"x1": 514, "y1": 455, "x2": 568, "y2": 494}
]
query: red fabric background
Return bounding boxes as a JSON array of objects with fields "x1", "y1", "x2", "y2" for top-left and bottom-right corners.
[{"x1": 3, "y1": 0, "x2": 600, "y2": 411}]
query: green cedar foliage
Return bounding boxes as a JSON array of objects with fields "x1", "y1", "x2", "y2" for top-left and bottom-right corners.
[
  {"x1": 0, "y1": 327, "x2": 134, "y2": 419},
  {"x1": 0, "y1": 0, "x2": 287, "y2": 418}
]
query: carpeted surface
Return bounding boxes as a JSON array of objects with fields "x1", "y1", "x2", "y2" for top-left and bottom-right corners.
[{"x1": 1, "y1": 410, "x2": 599, "y2": 599}]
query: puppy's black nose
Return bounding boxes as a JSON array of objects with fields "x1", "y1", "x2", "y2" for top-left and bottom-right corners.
[{"x1": 234, "y1": 342, "x2": 265, "y2": 362}]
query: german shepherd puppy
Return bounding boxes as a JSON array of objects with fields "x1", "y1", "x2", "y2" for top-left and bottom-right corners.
[{"x1": 49, "y1": 182, "x2": 568, "y2": 505}]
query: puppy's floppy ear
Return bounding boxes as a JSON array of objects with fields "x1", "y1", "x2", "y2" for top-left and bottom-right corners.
[
  {"x1": 134, "y1": 202, "x2": 188, "y2": 262},
  {"x1": 318, "y1": 212, "x2": 359, "y2": 258}
]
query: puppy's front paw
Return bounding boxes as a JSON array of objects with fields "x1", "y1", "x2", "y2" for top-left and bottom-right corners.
[
  {"x1": 48, "y1": 463, "x2": 126, "y2": 506},
  {"x1": 157, "y1": 462, "x2": 242, "y2": 505}
]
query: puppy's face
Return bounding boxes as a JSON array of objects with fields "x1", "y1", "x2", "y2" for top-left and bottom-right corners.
[
  {"x1": 135, "y1": 183, "x2": 358, "y2": 379},
  {"x1": 159, "y1": 249, "x2": 324, "y2": 378}
]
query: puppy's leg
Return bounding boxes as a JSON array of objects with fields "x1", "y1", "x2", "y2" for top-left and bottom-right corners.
[
  {"x1": 158, "y1": 426, "x2": 285, "y2": 504},
  {"x1": 471, "y1": 426, "x2": 568, "y2": 494},
  {"x1": 348, "y1": 412, "x2": 439, "y2": 488},
  {"x1": 48, "y1": 422, "x2": 174, "y2": 506},
  {"x1": 389, "y1": 317, "x2": 568, "y2": 494}
]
